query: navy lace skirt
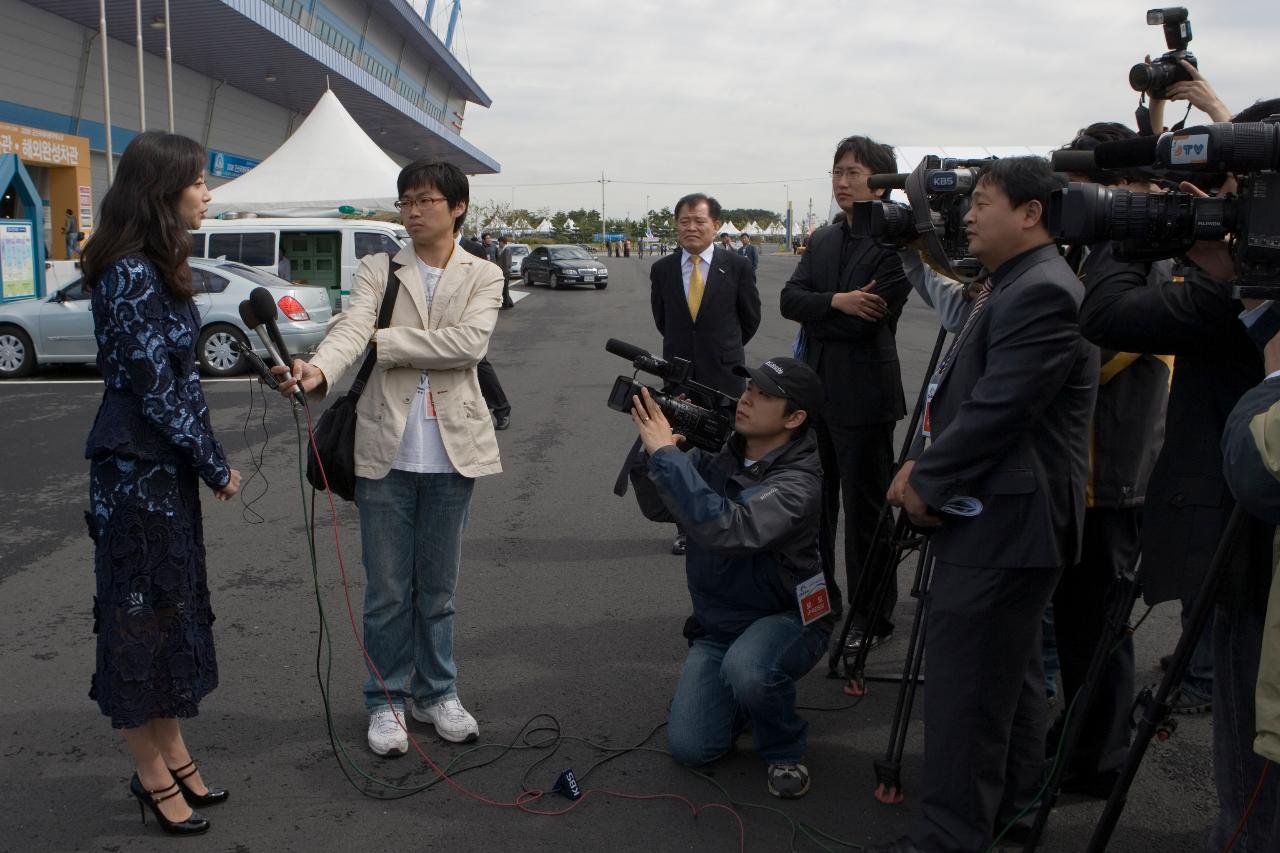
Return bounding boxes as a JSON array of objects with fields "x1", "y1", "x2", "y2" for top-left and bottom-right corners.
[{"x1": 87, "y1": 454, "x2": 218, "y2": 729}]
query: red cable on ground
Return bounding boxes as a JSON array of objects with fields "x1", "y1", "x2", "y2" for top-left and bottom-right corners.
[
  {"x1": 1221, "y1": 760, "x2": 1272, "y2": 853},
  {"x1": 300, "y1": 403, "x2": 746, "y2": 852}
]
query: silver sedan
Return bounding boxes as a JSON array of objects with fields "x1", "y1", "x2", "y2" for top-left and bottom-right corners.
[{"x1": 0, "y1": 258, "x2": 332, "y2": 379}]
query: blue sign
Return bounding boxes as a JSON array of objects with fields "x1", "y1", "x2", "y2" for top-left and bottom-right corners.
[
  {"x1": 596, "y1": 232, "x2": 625, "y2": 241},
  {"x1": 208, "y1": 149, "x2": 260, "y2": 179}
]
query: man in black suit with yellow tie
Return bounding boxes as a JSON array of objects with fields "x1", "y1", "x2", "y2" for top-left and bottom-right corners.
[
  {"x1": 650, "y1": 193, "x2": 761, "y2": 554},
  {"x1": 869, "y1": 158, "x2": 1098, "y2": 853}
]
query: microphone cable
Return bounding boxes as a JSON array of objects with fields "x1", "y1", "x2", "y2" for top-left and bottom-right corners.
[
  {"x1": 284, "y1": 399, "x2": 773, "y2": 848},
  {"x1": 237, "y1": 375, "x2": 272, "y2": 525}
]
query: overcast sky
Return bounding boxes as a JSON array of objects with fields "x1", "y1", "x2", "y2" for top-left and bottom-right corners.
[{"x1": 413, "y1": 0, "x2": 1278, "y2": 219}]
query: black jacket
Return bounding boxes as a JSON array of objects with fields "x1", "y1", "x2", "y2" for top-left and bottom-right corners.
[
  {"x1": 630, "y1": 432, "x2": 830, "y2": 641},
  {"x1": 779, "y1": 220, "x2": 911, "y2": 426},
  {"x1": 1077, "y1": 245, "x2": 1173, "y2": 508},
  {"x1": 909, "y1": 244, "x2": 1099, "y2": 570},
  {"x1": 650, "y1": 246, "x2": 761, "y2": 400},
  {"x1": 1080, "y1": 265, "x2": 1271, "y2": 605}
]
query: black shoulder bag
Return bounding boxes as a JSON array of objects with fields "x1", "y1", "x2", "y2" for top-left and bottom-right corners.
[{"x1": 306, "y1": 260, "x2": 401, "y2": 500}]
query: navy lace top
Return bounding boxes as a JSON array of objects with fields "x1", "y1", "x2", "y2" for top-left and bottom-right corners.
[{"x1": 84, "y1": 256, "x2": 230, "y2": 490}]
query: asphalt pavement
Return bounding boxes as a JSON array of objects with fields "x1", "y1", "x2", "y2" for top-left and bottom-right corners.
[{"x1": 0, "y1": 248, "x2": 1217, "y2": 852}]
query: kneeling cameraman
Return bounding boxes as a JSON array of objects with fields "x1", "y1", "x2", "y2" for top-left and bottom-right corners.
[{"x1": 628, "y1": 358, "x2": 832, "y2": 799}]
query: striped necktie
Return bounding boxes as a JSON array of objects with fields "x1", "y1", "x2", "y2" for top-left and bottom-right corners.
[
  {"x1": 938, "y1": 280, "x2": 993, "y2": 376},
  {"x1": 688, "y1": 255, "x2": 705, "y2": 320}
]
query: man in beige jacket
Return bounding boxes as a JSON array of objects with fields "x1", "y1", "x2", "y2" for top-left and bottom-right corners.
[{"x1": 278, "y1": 160, "x2": 503, "y2": 756}]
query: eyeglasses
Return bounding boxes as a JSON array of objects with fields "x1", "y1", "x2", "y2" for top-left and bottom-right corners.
[
  {"x1": 394, "y1": 195, "x2": 447, "y2": 211},
  {"x1": 830, "y1": 168, "x2": 870, "y2": 180}
]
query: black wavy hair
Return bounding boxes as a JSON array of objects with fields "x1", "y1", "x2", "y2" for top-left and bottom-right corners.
[
  {"x1": 977, "y1": 157, "x2": 1065, "y2": 226},
  {"x1": 81, "y1": 131, "x2": 205, "y2": 298},
  {"x1": 674, "y1": 193, "x2": 722, "y2": 221}
]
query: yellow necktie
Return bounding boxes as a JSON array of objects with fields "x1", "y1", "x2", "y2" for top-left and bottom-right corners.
[{"x1": 688, "y1": 255, "x2": 705, "y2": 321}]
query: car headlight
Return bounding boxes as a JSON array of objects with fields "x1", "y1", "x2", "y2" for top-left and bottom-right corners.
[{"x1": 560, "y1": 268, "x2": 579, "y2": 276}]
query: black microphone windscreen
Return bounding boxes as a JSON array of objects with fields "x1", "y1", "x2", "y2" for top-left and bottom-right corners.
[
  {"x1": 1094, "y1": 136, "x2": 1159, "y2": 169},
  {"x1": 248, "y1": 287, "x2": 279, "y2": 323},
  {"x1": 868, "y1": 173, "x2": 909, "y2": 190},
  {"x1": 237, "y1": 300, "x2": 261, "y2": 330},
  {"x1": 605, "y1": 338, "x2": 650, "y2": 362},
  {"x1": 1051, "y1": 150, "x2": 1099, "y2": 175}
]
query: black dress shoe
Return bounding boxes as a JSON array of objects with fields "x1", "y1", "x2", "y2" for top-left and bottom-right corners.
[
  {"x1": 671, "y1": 533, "x2": 687, "y2": 555},
  {"x1": 864, "y1": 836, "x2": 927, "y2": 853},
  {"x1": 493, "y1": 414, "x2": 511, "y2": 431},
  {"x1": 169, "y1": 760, "x2": 229, "y2": 807}
]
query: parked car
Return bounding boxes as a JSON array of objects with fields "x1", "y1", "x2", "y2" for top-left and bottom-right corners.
[
  {"x1": 505, "y1": 243, "x2": 530, "y2": 277},
  {"x1": 0, "y1": 257, "x2": 332, "y2": 379},
  {"x1": 521, "y1": 245, "x2": 609, "y2": 289}
]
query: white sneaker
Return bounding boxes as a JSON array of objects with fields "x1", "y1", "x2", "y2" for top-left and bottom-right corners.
[
  {"x1": 367, "y1": 705, "x2": 408, "y2": 757},
  {"x1": 411, "y1": 696, "x2": 479, "y2": 743}
]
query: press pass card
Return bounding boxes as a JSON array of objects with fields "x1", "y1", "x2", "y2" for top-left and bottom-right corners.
[{"x1": 796, "y1": 573, "x2": 832, "y2": 625}]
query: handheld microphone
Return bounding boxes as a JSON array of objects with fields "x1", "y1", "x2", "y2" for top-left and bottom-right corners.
[
  {"x1": 239, "y1": 299, "x2": 304, "y2": 402},
  {"x1": 1093, "y1": 135, "x2": 1160, "y2": 169},
  {"x1": 230, "y1": 339, "x2": 280, "y2": 389},
  {"x1": 248, "y1": 287, "x2": 293, "y2": 365}
]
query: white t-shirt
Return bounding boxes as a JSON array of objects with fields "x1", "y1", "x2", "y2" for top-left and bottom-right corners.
[{"x1": 391, "y1": 259, "x2": 456, "y2": 474}]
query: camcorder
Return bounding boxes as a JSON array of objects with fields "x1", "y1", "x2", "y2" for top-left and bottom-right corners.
[
  {"x1": 849, "y1": 155, "x2": 992, "y2": 282},
  {"x1": 1129, "y1": 7, "x2": 1197, "y2": 100},
  {"x1": 1048, "y1": 120, "x2": 1280, "y2": 287},
  {"x1": 604, "y1": 338, "x2": 736, "y2": 452}
]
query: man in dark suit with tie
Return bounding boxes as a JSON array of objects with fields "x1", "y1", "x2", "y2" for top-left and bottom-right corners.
[
  {"x1": 780, "y1": 135, "x2": 911, "y2": 645},
  {"x1": 650, "y1": 193, "x2": 762, "y2": 554},
  {"x1": 870, "y1": 158, "x2": 1098, "y2": 853}
]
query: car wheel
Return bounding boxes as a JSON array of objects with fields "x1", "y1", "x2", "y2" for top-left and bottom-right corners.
[
  {"x1": 594, "y1": 281, "x2": 607, "y2": 290},
  {"x1": 522, "y1": 270, "x2": 532, "y2": 287},
  {"x1": 548, "y1": 271, "x2": 562, "y2": 289},
  {"x1": 0, "y1": 325, "x2": 36, "y2": 378},
  {"x1": 197, "y1": 323, "x2": 249, "y2": 377}
]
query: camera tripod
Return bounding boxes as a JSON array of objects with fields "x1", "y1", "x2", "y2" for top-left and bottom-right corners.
[
  {"x1": 1075, "y1": 505, "x2": 1247, "y2": 852},
  {"x1": 824, "y1": 326, "x2": 948, "y2": 806}
]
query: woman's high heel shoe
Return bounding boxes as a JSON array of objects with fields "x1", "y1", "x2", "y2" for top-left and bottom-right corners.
[
  {"x1": 168, "y1": 759, "x2": 229, "y2": 807},
  {"x1": 129, "y1": 773, "x2": 210, "y2": 836}
]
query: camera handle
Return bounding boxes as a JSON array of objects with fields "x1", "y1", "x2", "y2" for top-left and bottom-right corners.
[
  {"x1": 906, "y1": 160, "x2": 983, "y2": 285},
  {"x1": 1085, "y1": 505, "x2": 1247, "y2": 852}
]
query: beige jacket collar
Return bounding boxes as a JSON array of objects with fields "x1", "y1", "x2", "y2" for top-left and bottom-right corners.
[{"x1": 392, "y1": 241, "x2": 476, "y2": 330}]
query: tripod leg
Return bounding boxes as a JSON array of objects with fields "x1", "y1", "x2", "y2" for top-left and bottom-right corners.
[
  {"x1": 843, "y1": 516, "x2": 917, "y2": 694},
  {"x1": 827, "y1": 508, "x2": 898, "y2": 677},
  {"x1": 873, "y1": 546, "x2": 934, "y2": 806},
  {"x1": 1086, "y1": 506, "x2": 1246, "y2": 853},
  {"x1": 1022, "y1": 561, "x2": 1142, "y2": 851}
]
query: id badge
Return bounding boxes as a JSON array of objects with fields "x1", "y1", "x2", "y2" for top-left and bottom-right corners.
[
  {"x1": 922, "y1": 380, "x2": 939, "y2": 440},
  {"x1": 796, "y1": 573, "x2": 833, "y2": 625}
]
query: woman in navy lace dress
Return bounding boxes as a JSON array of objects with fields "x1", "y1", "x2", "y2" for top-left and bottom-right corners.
[{"x1": 81, "y1": 132, "x2": 241, "y2": 836}]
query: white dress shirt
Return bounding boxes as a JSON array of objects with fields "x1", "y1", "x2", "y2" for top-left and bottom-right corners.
[{"x1": 680, "y1": 243, "x2": 717, "y2": 299}]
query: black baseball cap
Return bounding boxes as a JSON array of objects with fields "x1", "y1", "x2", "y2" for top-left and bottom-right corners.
[{"x1": 734, "y1": 357, "x2": 825, "y2": 414}]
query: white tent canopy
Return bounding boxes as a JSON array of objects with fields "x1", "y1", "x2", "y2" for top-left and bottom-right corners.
[
  {"x1": 717, "y1": 221, "x2": 741, "y2": 236},
  {"x1": 563, "y1": 217, "x2": 577, "y2": 230},
  {"x1": 533, "y1": 218, "x2": 553, "y2": 234},
  {"x1": 742, "y1": 221, "x2": 763, "y2": 236},
  {"x1": 208, "y1": 90, "x2": 402, "y2": 217}
]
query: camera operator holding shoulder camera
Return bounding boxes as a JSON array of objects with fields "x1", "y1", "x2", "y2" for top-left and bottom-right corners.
[
  {"x1": 627, "y1": 357, "x2": 832, "y2": 800},
  {"x1": 1077, "y1": 94, "x2": 1280, "y2": 850}
]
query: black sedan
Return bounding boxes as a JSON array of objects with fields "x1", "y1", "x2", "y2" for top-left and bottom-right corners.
[{"x1": 521, "y1": 245, "x2": 609, "y2": 289}]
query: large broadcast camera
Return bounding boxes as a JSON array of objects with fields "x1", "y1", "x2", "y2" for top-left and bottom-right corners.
[
  {"x1": 1048, "y1": 119, "x2": 1280, "y2": 285},
  {"x1": 849, "y1": 155, "x2": 991, "y2": 282},
  {"x1": 604, "y1": 339, "x2": 736, "y2": 452},
  {"x1": 1129, "y1": 7, "x2": 1197, "y2": 99}
]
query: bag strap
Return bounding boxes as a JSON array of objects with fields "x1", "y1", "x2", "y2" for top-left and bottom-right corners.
[{"x1": 349, "y1": 258, "x2": 402, "y2": 397}]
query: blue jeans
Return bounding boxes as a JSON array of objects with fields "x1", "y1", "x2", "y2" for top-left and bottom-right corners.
[
  {"x1": 666, "y1": 612, "x2": 828, "y2": 766},
  {"x1": 355, "y1": 470, "x2": 474, "y2": 713},
  {"x1": 1181, "y1": 599, "x2": 1215, "y2": 698}
]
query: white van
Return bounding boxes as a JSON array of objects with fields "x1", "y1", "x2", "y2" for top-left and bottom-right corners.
[{"x1": 191, "y1": 218, "x2": 408, "y2": 311}]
